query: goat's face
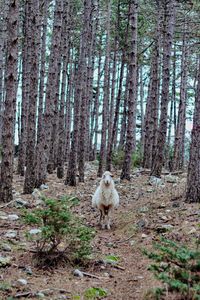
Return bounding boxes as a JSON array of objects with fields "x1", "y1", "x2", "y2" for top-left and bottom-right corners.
[{"x1": 102, "y1": 171, "x2": 113, "y2": 187}]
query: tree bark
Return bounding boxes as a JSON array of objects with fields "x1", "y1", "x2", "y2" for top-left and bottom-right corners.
[
  {"x1": 150, "y1": 0, "x2": 176, "y2": 177},
  {"x1": 97, "y1": 0, "x2": 111, "y2": 177},
  {"x1": 186, "y1": 59, "x2": 200, "y2": 203},
  {"x1": 24, "y1": 0, "x2": 40, "y2": 193},
  {"x1": 120, "y1": 0, "x2": 138, "y2": 180},
  {"x1": 0, "y1": 0, "x2": 19, "y2": 202}
]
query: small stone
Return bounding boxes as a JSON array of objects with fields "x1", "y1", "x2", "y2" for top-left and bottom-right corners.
[
  {"x1": 1, "y1": 244, "x2": 12, "y2": 252},
  {"x1": 165, "y1": 175, "x2": 178, "y2": 183},
  {"x1": 36, "y1": 292, "x2": 45, "y2": 298},
  {"x1": 24, "y1": 266, "x2": 33, "y2": 275},
  {"x1": 103, "y1": 272, "x2": 110, "y2": 277},
  {"x1": 149, "y1": 176, "x2": 163, "y2": 186},
  {"x1": 0, "y1": 256, "x2": 12, "y2": 267},
  {"x1": 73, "y1": 269, "x2": 84, "y2": 278},
  {"x1": 15, "y1": 198, "x2": 29, "y2": 208},
  {"x1": 129, "y1": 240, "x2": 135, "y2": 246},
  {"x1": 138, "y1": 206, "x2": 149, "y2": 213},
  {"x1": 156, "y1": 224, "x2": 174, "y2": 233},
  {"x1": 114, "y1": 178, "x2": 120, "y2": 184},
  {"x1": 141, "y1": 234, "x2": 148, "y2": 238},
  {"x1": 147, "y1": 189, "x2": 153, "y2": 193},
  {"x1": 5, "y1": 230, "x2": 17, "y2": 239},
  {"x1": 0, "y1": 215, "x2": 8, "y2": 220},
  {"x1": 29, "y1": 228, "x2": 42, "y2": 235},
  {"x1": 8, "y1": 214, "x2": 19, "y2": 221},
  {"x1": 137, "y1": 219, "x2": 146, "y2": 229},
  {"x1": 16, "y1": 278, "x2": 28, "y2": 286},
  {"x1": 188, "y1": 227, "x2": 196, "y2": 234},
  {"x1": 172, "y1": 202, "x2": 180, "y2": 208},
  {"x1": 39, "y1": 184, "x2": 49, "y2": 190},
  {"x1": 32, "y1": 189, "x2": 42, "y2": 200}
]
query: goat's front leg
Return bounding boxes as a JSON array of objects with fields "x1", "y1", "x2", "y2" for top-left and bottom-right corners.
[
  {"x1": 106, "y1": 209, "x2": 112, "y2": 230},
  {"x1": 99, "y1": 210, "x2": 105, "y2": 229}
]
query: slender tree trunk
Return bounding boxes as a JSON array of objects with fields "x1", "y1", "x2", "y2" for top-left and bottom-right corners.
[
  {"x1": 24, "y1": 0, "x2": 40, "y2": 193},
  {"x1": 36, "y1": 0, "x2": 63, "y2": 186},
  {"x1": 186, "y1": 60, "x2": 200, "y2": 203},
  {"x1": 143, "y1": 4, "x2": 161, "y2": 169},
  {"x1": 166, "y1": 44, "x2": 176, "y2": 170},
  {"x1": 17, "y1": 2, "x2": 29, "y2": 176},
  {"x1": 0, "y1": 0, "x2": 19, "y2": 202},
  {"x1": 57, "y1": 0, "x2": 70, "y2": 178},
  {"x1": 78, "y1": 0, "x2": 93, "y2": 182},
  {"x1": 120, "y1": 0, "x2": 138, "y2": 180},
  {"x1": 97, "y1": 0, "x2": 111, "y2": 177},
  {"x1": 151, "y1": 0, "x2": 176, "y2": 177},
  {"x1": 173, "y1": 26, "x2": 188, "y2": 171},
  {"x1": 90, "y1": 46, "x2": 102, "y2": 161},
  {"x1": 139, "y1": 65, "x2": 145, "y2": 155},
  {"x1": 119, "y1": 68, "x2": 129, "y2": 150}
]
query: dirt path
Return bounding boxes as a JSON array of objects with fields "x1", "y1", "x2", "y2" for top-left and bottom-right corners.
[{"x1": 0, "y1": 164, "x2": 199, "y2": 299}]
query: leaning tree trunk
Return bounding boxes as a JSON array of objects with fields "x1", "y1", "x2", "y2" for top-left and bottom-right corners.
[
  {"x1": 151, "y1": 0, "x2": 176, "y2": 177},
  {"x1": 24, "y1": 0, "x2": 40, "y2": 193},
  {"x1": 120, "y1": 0, "x2": 138, "y2": 180},
  {"x1": 0, "y1": 0, "x2": 19, "y2": 202},
  {"x1": 186, "y1": 60, "x2": 200, "y2": 203}
]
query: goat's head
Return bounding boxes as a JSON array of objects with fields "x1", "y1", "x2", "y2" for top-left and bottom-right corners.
[{"x1": 102, "y1": 171, "x2": 113, "y2": 187}]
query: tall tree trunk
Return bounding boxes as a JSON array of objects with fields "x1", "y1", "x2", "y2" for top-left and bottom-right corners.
[
  {"x1": 90, "y1": 45, "x2": 102, "y2": 161},
  {"x1": 0, "y1": 0, "x2": 19, "y2": 202},
  {"x1": 36, "y1": 0, "x2": 63, "y2": 186},
  {"x1": 120, "y1": 0, "x2": 138, "y2": 180},
  {"x1": 173, "y1": 26, "x2": 188, "y2": 171},
  {"x1": 151, "y1": 0, "x2": 176, "y2": 177},
  {"x1": 166, "y1": 44, "x2": 176, "y2": 170},
  {"x1": 17, "y1": 1, "x2": 29, "y2": 176},
  {"x1": 57, "y1": 0, "x2": 70, "y2": 179},
  {"x1": 24, "y1": 0, "x2": 40, "y2": 193},
  {"x1": 78, "y1": 0, "x2": 93, "y2": 182},
  {"x1": 186, "y1": 60, "x2": 200, "y2": 203},
  {"x1": 143, "y1": 4, "x2": 161, "y2": 169},
  {"x1": 118, "y1": 68, "x2": 129, "y2": 150},
  {"x1": 139, "y1": 65, "x2": 145, "y2": 156},
  {"x1": 97, "y1": 0, "x2": 111, "y2": 177}
]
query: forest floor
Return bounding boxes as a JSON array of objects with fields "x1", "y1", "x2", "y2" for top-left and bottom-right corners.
[{"x1": 0, "y1": 161, "x2": 199, "y2": 300}]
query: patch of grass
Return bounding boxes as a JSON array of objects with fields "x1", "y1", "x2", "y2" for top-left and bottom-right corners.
[
  {"x1": 84, "y1": 287, "x2": 108, "y2": 299},
  {"x1": 0, "y1": 282, "x2": 12, "y2": 292},
  {"x1": 104, "y1": 255, "x2": 120, "y2": 265}
]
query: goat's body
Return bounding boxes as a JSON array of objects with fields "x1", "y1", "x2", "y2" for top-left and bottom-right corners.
[{"x1": 92, "y1": 172, "x2": 119, "y2": 229}]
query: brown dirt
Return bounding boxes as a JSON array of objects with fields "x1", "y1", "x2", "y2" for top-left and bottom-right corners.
[{"x1": 0, "y1": 163, "x2": 199, "y2": 300}]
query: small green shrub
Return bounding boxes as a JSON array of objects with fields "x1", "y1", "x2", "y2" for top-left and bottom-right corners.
[
  {"x1": 144, "y1": 238, "x2": 200, "y2": 300},
  {"x1": 23, "y1": 196, "x2": 95, "y2": 266},
  {"x1": 112, "y1": 149, "x2": 142, "y2": 169}
]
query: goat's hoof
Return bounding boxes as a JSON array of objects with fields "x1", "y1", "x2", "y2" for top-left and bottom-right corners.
[{"x1": 107, "y1": 224, "x2": 111, "y2": 230}]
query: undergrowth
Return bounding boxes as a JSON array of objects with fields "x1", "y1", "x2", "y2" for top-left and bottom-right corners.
[
  {"x1": 23, "y1": 196, "x2": 95, "y2": 267},
  {"x1": 144, "y1": 237, "x2": 200, "y2": 300}
]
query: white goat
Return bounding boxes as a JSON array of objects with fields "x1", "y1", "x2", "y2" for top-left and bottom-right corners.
[{"x1": 92, "y1": 171, "x2": 119, "y2": 229}]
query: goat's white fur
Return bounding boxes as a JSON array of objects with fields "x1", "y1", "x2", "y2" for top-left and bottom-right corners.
[{"x1": 92, "y1": 171, "x2": 119, "y2": 229}]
